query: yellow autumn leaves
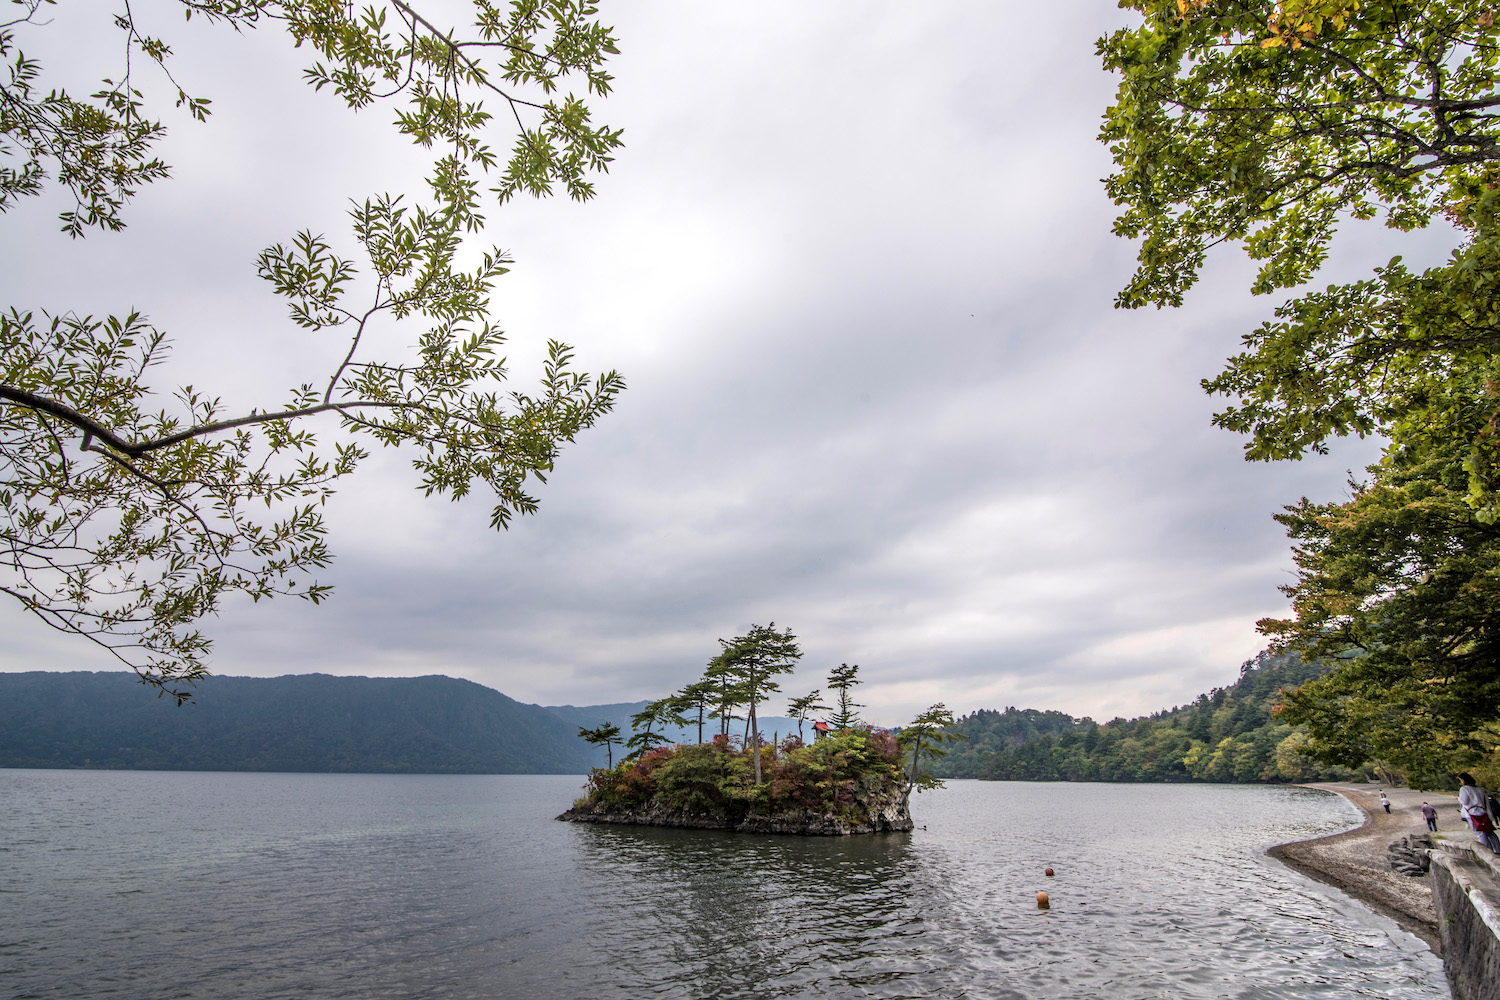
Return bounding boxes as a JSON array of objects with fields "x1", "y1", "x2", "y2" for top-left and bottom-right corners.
[{"x1": 1169, "y1": 0, "x2": 1357, "y2": 49}]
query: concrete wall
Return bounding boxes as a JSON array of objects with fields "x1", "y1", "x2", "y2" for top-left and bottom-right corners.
[{"x1": 1430, "y1": 848, "x2": 1500, "y2": 1000}]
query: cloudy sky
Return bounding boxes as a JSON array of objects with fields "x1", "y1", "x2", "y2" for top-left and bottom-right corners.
[{"x1": 0, "y1": 1, "x2": 1458, "y2": 725}]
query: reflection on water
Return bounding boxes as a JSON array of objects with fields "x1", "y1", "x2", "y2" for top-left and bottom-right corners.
[{"x1": 0, "y1": 771, "x2": 1448, "y2": 999}]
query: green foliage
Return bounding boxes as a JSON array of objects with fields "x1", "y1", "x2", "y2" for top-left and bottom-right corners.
[
  {"x1": 971, "y1": 651, "x2": 1361, "y2": 783},
  {"x1": 577, "y1": 727, "x2": 904, "y2": 826},
  {"x1": 933, "y1": 707, "x2": 1080, "y2": 777},
  {"x1": 703, "y1": 648, "x2": 751, "y2": 738},
  {"x1": 1099, "y1": 0, "x2": 1500, "y2": 794},
  {"x1": 784, "y1": 689, "x2": 829, "y2": 742},
  {"x1": 897, "y1": 702, "x2": 965, "y2": 793},
  {"x1": 1, "y1": 1, "x2": 624, "y2": 698},
  {"x1": 1270, "y1": 446, "x2": 1500, "y2": 781},
  {"x1": 713, "y1": 623, "x2": 801, "y2": 783},
  {"x1": 670, "y1": 681, "x2": 717, "y2": 745},
  {"x1": 624, "y1": 697, "x2": 688, "y2": 761},
  {"x1": 826, "y1": 662, "x2": 864, "y2": 730},
  {"x1": 1101, "y1": 0, "x2": 1500, "y2": 309},
  {"x1": 576, "y1": 722, "x2": 622, "y2": 768},
  {"x1": 1204, "y1": 197, "x2": 1500, "y2": 511}
]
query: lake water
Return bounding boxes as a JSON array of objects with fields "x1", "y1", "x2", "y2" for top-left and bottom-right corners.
[{"x1": 0, "y1": 771, "x2": 1448, "y2": 999}]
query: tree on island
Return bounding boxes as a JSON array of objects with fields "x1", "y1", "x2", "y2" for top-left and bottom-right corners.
[
  {"x1": 577, "y1": 723, "x2": 623, "y2": 769},
  {"x1": 672, "y1": 681, "x2": 717, "y2": 745},
  {"x1": 0, "y1": 1, "x2": 624, "y2": 700},
  {"x1": 625, "y1": 697, "x2": 688, "y2": 762},
  {"x1": 704, "y1": 649, "x2": 751, "y2": 739},
  {"x1": 717, "y1": 623, "x2": 801, "y2": 783},
  {"x1": 827, "y1": 663, "x2": 865, "y2": 731},
  {"x1": 786, "y1": 689, "x2": 829, "y2": 743},
  {"x1": 1099, "y1": 0, "x2": 1500, "y2": 774},
  {"x1": 899, "y1": 703, "x2": 965, "y2": 797}
]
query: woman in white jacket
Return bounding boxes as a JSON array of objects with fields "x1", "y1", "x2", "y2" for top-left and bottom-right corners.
[{"x1": 1458, "y1": 773, "x2": 1500, "y2": 854}]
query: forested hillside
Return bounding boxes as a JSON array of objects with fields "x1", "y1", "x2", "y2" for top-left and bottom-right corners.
[
  {"x1": 928, "y1": 708, "x2": 1078, "y2": 777},
  {"x1": 937, "y1": 652, "x2": 1366, "y2": 784},
  {"x1": 0, "y1": 672, "x2": 598, "y2": 773}
]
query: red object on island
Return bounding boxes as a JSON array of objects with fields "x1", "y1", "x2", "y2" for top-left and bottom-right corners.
[{"x1": 813, "y1": 721, "x2": 831, "y2": 733}]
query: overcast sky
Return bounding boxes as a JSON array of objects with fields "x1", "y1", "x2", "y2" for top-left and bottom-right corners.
[{"x1": 0, "y1": 1, "x2": 1458, "y2": 725}]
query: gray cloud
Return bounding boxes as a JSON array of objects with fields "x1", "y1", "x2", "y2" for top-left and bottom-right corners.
[{"x1": 0, "y1": 1, "x2": 1424, "y2": 725}]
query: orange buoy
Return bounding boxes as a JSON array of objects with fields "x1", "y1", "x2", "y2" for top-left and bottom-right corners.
[
  {"x1": 1044, "y1": 867, "x2": 1055, "y2": 877},
  {"x1": 1036, "y1": 890, "x2": 1050, "y2": 908}
]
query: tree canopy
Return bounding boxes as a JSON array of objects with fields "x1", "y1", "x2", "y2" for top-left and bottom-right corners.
[
  {"x1": 1, "y1": 0, "x2": 624, "y2": 698},
  {"x1": 897, "y1": 703, "x2": 964, "y2": 795},
  {"x1": 1101, "y1": 0, "x2": 1500, "y2": 777},
  {"x1": 715, "y1": 623, "x2": 801, "y2": 783},
  {"x1": 826, "y1": 662, "x2": 864, "y2": 731},
  {"x1": 1101, "y1": 0, "x2": 1500, "y2": 309}
]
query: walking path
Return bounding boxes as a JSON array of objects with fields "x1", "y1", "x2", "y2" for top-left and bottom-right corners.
[{"x1": 1269, "y1": 782, "x2": 1463, "y2": 950}]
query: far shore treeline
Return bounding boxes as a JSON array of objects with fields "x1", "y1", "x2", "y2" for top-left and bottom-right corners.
[
  {"x1": 933, "y1": 651, "x2": 1377, "y2": 785},
  {"x1": 3, "y1": 645, "x2": 1421, "y2": 785}
]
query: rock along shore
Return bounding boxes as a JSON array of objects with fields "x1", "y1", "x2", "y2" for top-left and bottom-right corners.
[
  {"x1": 557, "y1": 795, "x2": 914, "y2": 836},
  {"x1": 1268, "y1": 782, "x2": 1460, "y2": 951}
]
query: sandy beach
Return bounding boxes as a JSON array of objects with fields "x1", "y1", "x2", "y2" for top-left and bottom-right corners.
[{"x1": 1269, "y1": 782, "x2": 1465, "y2": 951}]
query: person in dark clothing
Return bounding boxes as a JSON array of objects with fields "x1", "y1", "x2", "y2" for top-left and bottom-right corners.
[{"x1": 1421, "y1": 802, "x2": 1438, "y2": 832}]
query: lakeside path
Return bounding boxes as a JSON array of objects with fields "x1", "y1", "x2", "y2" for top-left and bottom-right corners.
[{"x1": 1269, "y1": 782, "x2": 1463, "y2": 951}]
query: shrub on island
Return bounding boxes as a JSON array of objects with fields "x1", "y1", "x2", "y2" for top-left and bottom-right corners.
[{"x1": 559, "y1": 727, "x2": 914, "y2": 835}]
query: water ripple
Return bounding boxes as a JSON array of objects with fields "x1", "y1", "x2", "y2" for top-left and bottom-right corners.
[{"x1": 0, "y1": 771, "x2": 1446, "y2": 999}]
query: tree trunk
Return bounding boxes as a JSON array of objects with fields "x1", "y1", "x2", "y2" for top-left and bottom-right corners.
[{"x1": 750, "y1": 698, "x2": 761, "y2": 784}]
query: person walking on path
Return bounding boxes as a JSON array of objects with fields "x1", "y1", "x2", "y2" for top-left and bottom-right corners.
[
  {"x1": 1458, "y1": 773, "x2": 1500, "y2": 854},
  {"x1": 1421, "y1": 801, "x2": 1438, "y2": 832},
  {"x1": 1379, "y1": 791, "x2": 1391, "y2": 813}
]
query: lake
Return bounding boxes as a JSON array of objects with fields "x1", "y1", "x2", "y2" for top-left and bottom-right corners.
[{"x1": 0, "y1": 771, "x2": 1448, "y2": 999}]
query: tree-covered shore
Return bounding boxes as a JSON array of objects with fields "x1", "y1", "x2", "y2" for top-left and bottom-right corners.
[{"x1": 936, "y1": 651, "x2": 1372, "y2": 785}]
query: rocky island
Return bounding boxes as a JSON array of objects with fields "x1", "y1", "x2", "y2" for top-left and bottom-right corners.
[
  {"x1": 561, "y1": 628, "x2": 961, "y2": 836},
  {"x1": 559, "y1": 727, "x2": 916, "y2": 835}
]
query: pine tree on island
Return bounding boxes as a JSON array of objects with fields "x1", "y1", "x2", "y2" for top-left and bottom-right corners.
[
  {"x1": 898, "y1": 704, "x2": 966, "y2": 799},
  {"x1": 577, "y1": 723, "x2": 623, "y2": 768},
  {"x1": 671, "y1": 682, "x2": 717, "y2": 746},
  {"x1": 704, "y1": 649, "x2": 751, "y2": 739},
  {"x1": 717, "y1": 623, "x2": 801, "y2": 784},
  {"x1": 786, "y1": 690, "x2": 829, "y2": 743},
  {"x1": 827, "y1": 663, "x2": 865, "y2": 731},
  {"x1": 625, "y1": 698, "x2": 688, "y2": 762}
]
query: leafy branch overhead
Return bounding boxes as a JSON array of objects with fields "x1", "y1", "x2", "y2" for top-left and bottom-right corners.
[
  {"x1": 0, "y1": 0, "x2": 625, "y2": 697},
  {"x1": 1100, "y1": 0, "x2": 1500, "y2": 776},
  {"x1": 1102, "y1": 0, "x2": 1500, "y2": 308}
]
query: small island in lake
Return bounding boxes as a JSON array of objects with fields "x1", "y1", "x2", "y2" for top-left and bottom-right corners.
[
  {"x1": 560, "y1": 727, "x2": 916, "y2": 835},
  {"x1": 560, "y1": 626, "x2": 962, "y2": 835}
]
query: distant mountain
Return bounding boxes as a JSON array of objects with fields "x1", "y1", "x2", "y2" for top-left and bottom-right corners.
[
  {"x1": 0, "y1": 672, "x2": 826, "y2": 774},
  {"x1": 0, "y1": 671, "x2": 596, "y2": 773}
]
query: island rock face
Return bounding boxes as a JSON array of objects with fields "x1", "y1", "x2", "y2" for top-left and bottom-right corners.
[
  {"x1": 558, "y1": 728, "x2": 915, "y2": 836},
  {"x1": 560, "y1": 789, "x2": 913, "y2": 836}
]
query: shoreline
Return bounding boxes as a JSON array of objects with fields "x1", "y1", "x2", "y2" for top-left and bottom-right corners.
[{"x1": 1268, "y1": 782, "x2": 1460, "y2": 952}]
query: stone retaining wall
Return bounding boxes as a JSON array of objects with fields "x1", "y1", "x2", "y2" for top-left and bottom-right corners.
[{"x1": 1429, "y1": 847, "x2": 1500, "y2": 1000}]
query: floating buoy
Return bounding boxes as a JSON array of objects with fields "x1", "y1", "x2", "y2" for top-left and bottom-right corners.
[
  {"x1": 1036, "y1": 890, "x2": 1050, "y2": 908},
  {"x1": 1044, "y1": 867, "x2": 1055, "y2": 877}
]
